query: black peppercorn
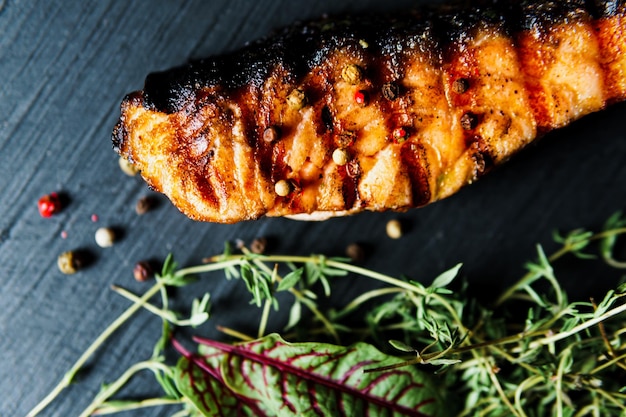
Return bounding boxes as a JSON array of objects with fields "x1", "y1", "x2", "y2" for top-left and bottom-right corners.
[
  {"x1": 452, "y1": 78, "x2": 470, "y2": 94},
  {"x1": 345, "y1": 243, "x2": 365, "y2": 263},
  {"x1": 263, "y1": 126, "x2": 280, "y2": 143},
  {"x1": 133, "y1": 261, "x2": 154, "y2": 282},
  {"x1": 250, "y1": 237, "x2": 268, "y2": 254},
  {"x1": 382, "y1": 82, "x2": 400, "y2": 101},
  {"x1": 461, "y1": 112, "x2": 478, "y2": 130},
  {"x1": 135, "y1": 196, "x2": 155, "y2": 215}
]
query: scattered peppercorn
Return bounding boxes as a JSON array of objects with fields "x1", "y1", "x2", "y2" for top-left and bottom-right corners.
[
  {"x1": 332, "y1": 148, "x2": 350, "y2": 166},
  {"x1": 461, "y1": 112, "x2": 478, "y2": 130},
  {"x1": 250, "y1": 237, "x2": 268, "y2": 254},
  {"x1": 354, "y1": 90, "x2": 369, "y2": 106},
  {"x1": 263, "y1": 126, "x2": 280, "y2": 143},
  {"x1": 38, "y1": 192, "x2": 62, "y2": 218},
  {"x1": 133, "y1": 261, "x2": 154, "y2": 282},
  {"x1": 386, "y1": 219, "x2": 403, "y2": 239},
  {"x1": 382, "y1": 82, "x2": 400, "y2": 101},
  {"x1": 95, "y1": 227, "x2": 116, "y2": 248},
  {"x1": 346, "y1": 160, "x2": 361, "y2": 178},
  {"x1": 91, "y1": 213, "x2": 99, "y2": 222},
  {"x1": 287, "y1": 88, "x2": 307, "y2": 110},
  {"x1": 342, "y1": 64, "x2": 363, "y2": 85},
  {"x1": 392, "y1": 127, "x2": 409, "y2": 143},
  {"x1": 57, "y1": 251, "x2": 80, "y2": 274},
  {"x1": 118, "y1": 156, "x2": 140, "y2": 176},
  {"x1": 345, "y1": 243, "x2": 366, "y2": 263},
  {"x1": 135, "y1": 195, "x2": 155, "y2": 215},
  {"x1": 452, "y1": 78, "x2": 470, "y2": 94},
  {"x1": 335, "y1": 131, "x2": 356, "y2": 148},
  {"x1": 274, "y1": 180, "x2": 292, "y2": 197}
]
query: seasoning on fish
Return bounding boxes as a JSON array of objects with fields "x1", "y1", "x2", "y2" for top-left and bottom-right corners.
[{"x1": 113, "y1": 0, "x2": 626, "y2": 223}]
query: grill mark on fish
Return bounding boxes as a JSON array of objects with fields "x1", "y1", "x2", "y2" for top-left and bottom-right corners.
[
  {"x1": 401, "y1": 143, "x2": 432, "y2": 207},
  {"x1": 114, "y1": 0, "x2": 626, "y2": 223}
]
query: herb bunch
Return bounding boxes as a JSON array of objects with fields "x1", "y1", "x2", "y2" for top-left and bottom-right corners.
[{"x1": 26, "y1": 213, "x2": 626, "y2": 417}]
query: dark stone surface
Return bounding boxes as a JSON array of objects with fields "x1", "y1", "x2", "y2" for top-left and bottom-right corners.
[{"x1": 1, "y1": 1, "x2": 625, "y2": 416}]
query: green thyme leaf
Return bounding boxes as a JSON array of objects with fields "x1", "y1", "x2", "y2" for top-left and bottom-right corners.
[
  {"x1": 389, "y1": 339, "x2": 417, "y2": 353},
  {"x1": 430, "y1": 263, "x2": 462, "y2": 290},
  {"x1": 277, "y1": 268, "x2": 304, "y2": 292},
  {"x1": 600, "y1": 212, "x2": 626, "y2": 268}
]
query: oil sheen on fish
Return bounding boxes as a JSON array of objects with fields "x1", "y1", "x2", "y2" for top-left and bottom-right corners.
[{"x1": 112, "y1": 0, "x2": 626, "y2": 223}]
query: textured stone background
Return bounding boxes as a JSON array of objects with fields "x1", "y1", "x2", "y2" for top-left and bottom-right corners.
[{"x1": 1, "y1": 1, "x2": 625, "y2": 416}]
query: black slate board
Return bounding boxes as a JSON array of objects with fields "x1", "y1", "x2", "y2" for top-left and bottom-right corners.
[{"x1": 2, "y1": 1, "x2": 626, "y2": 416}]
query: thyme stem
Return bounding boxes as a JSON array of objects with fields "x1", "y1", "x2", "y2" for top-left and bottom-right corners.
[
  {"x1": 25, "y1": 281, "x2": 163, "y2": 417},
  {"x1": 92, "y1": 397, "x2": 185, "y2": 415},
  {"x1": 334, "y1": 287, "x2": 406, "y2": 319},
  {"x1": 485, "y1": 357, "x2": 521, "y2": 417},
  {"x1": 258, "y1": 298, "x2": 272, "y2": 338},
  {"x1": 216, "y1": 325, "x2": 255, "y2": 341},
  {"x1": 79, "y1": 360, "x2": 173, "y2": 417},
  {"x1": 325, "y1": 259, "x2": 466, "y2": 328},
  {"x1": 530, "y1": 298, "x2": 626, "y2": 348}
]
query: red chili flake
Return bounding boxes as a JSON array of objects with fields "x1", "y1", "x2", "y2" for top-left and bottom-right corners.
[
  {"x1": 354, "y1": 90, "x2": 369, "y2": 105},
  {"x1": 392, "y1": 127, "x2": 408, "y2": 143},
  {"x1": 91, "y1": 214, "x2": 99, "y2": 222},
  {"x1": 38, "y1": 192, "x2": 61, "y2": 218},
  {"x1": 61, "y1": 230, "x2": 68, "y2": 239}
]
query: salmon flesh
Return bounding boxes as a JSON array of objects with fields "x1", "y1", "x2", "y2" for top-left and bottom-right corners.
[{"x1": 113, "y1": 0, "x2": 626, "y2": 223}]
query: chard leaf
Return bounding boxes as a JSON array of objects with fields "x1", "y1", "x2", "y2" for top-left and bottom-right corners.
[
  {"x1": 186, "y1": 333, "x2": 445, "y2": 417},
  {"x1": 173, "y1": 341, "x2": 267, "y2": 416}
]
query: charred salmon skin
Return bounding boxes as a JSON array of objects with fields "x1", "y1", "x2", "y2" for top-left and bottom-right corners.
[{"x1": 113, "y1": 0, "x2": 626, "y2": 223}]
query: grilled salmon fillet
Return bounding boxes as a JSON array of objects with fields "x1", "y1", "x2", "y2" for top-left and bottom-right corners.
[{"x1": 113, "y1": 0, "x2": 626, "y2": 223}]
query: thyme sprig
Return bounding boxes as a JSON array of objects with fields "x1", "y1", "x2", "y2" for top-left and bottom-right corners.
[{"x1": 26, "y1": 213, "x2": 626, "y2": 417}]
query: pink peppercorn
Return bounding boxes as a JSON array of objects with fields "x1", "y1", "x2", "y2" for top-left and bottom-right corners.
[
  {"x1": 354, "y1": 90, "x2": 369, "y2": 105},
  {"x1": 38, "y1": 193, "x2": 61, "y2": 218}
]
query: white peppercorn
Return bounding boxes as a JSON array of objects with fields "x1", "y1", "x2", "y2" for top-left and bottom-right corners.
[
  {"x1": 332, "y1": 148, "x2": 349, "y2": 166},
  {"x1": 118, "y1": 156, "x2": 139, "y2": 176},
  {"x1": 95, "y1": 227, "x2": 116, "y2": 248},
  {"x1": 386, "y1": 219, "x2": 403, "y2": 239},
  {"x1": 274, "y1": 180, "x2": 292, "y2": 197}
]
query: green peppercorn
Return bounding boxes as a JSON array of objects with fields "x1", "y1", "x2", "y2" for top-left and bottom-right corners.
[
  {"x1": 287, "y1": 89, "x2": 307, "y2": 110},
  {"x1": 57, "y1": 251, "x2": 80, "y2": 274},
  {"x1": 342, "y1": 64, "x2": 363, "y2": 85}
]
